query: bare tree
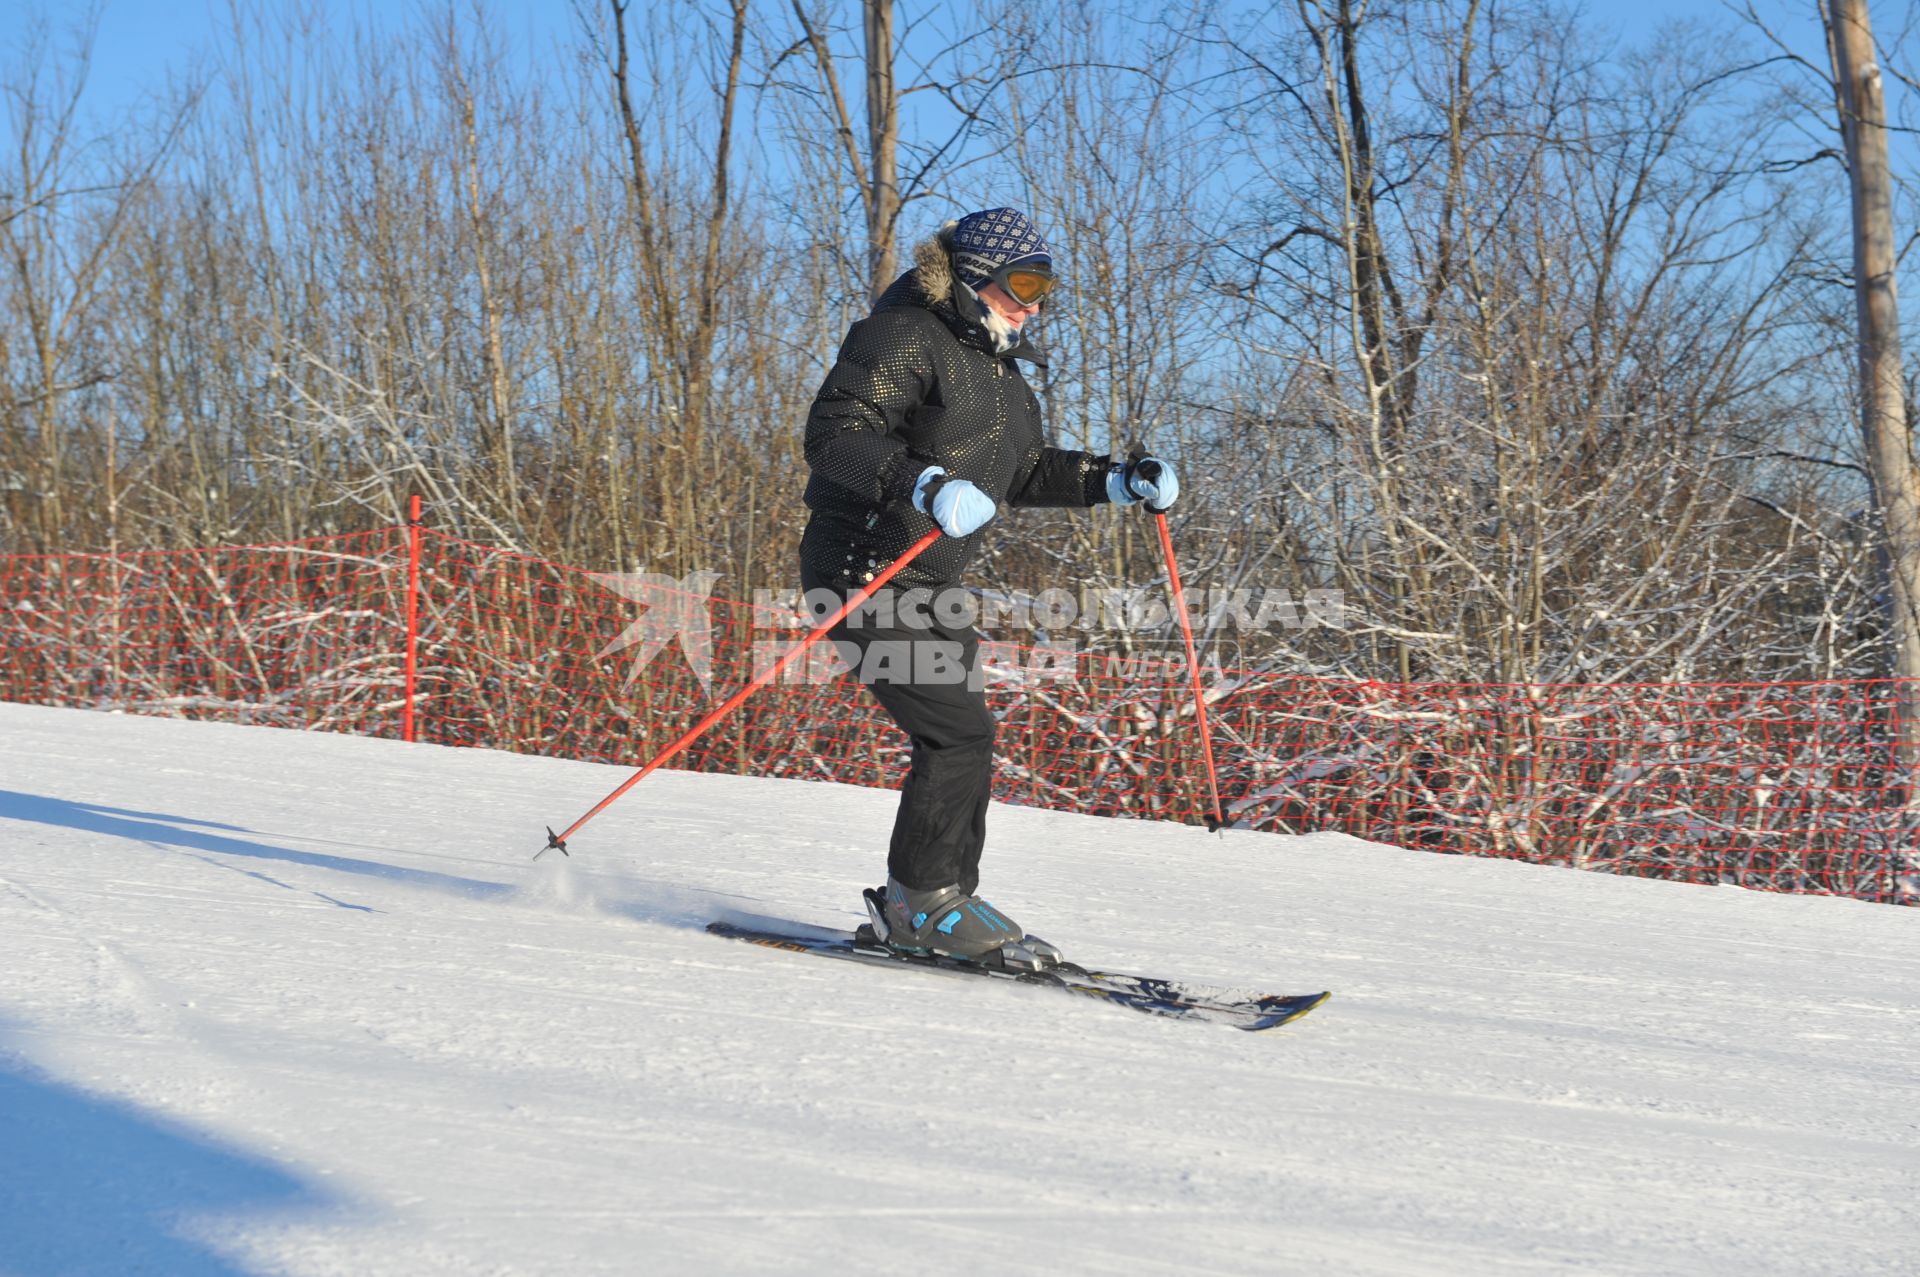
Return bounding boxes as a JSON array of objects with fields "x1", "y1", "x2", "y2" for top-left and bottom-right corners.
[
  {"x1": 1208, "y1": 0, "x2": 1838, "y2": 687},
  {"x1": 863, "y1": 0, "x2": 900, "y2": 292},
  {"x1": 596, "y1": 0, "x2": 749, "y2": 575},
  {"x1": 0, "y1": 11, "x2": 193, "y2": 551},
  {"x1": 785, "y1": 0, "x2": 902, "y2": 300},
  {"x1": 778, "y1": 2, "x2": 1007, "y2": 301},
  {"x1": 1829, "y1": 0, "x2": 1920, "y2": 777}
]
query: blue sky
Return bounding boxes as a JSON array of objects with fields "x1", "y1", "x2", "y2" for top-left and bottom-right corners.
[
  {"x1": 4, "y1": 0, "x2": 578, "y2": 119},
  {"x1": 10, "y1": 0, "x2": 1800, "y2": 136},
  {"x1": 6, "y1": 0, "x2": 1881, "y2": 262}
]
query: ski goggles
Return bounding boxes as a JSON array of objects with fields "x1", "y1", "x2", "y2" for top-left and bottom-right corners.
[{"x1": 991, "y1": 258, "x2": 1058, "y2": 307}]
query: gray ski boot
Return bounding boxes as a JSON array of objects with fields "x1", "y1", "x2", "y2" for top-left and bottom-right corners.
[{"x1": 863, "y1": 877, "x2": 1058, "y2": 970}]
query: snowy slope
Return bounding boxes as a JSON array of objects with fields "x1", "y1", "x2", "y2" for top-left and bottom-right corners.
[{"x1": 0, "y1": 701, "x2": 1914, "y2": 1277}]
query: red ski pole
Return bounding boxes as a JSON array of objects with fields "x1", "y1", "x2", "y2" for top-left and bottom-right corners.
[
  {"x1": 1152, "y1": 507, "x2": 1227, "y2": 832},
  {"x1": 538, "y1": 529, "x2": 942, "y2": 858}
]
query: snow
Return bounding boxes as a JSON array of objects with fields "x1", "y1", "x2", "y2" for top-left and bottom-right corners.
[{"x1": 0, "y1": 701, "x2": 1915, "y2": 1276}]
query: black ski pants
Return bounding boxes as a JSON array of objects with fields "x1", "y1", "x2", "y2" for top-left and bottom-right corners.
[{"x1": 800, "y1": 564, "x2": 995, "y2": 895}]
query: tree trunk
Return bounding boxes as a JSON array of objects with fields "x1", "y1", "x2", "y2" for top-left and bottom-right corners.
[
  {"x1": 1831, "y1": 0, "x2": 1920, "y2": 782},
  {"x1": 790, "y1": 0, "x2": 900, "y2": 301},
  {"x1": 863, "y1": 0, "x2": 899, "y2": 298}
]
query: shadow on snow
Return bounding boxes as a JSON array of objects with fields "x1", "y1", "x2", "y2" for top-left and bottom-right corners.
[
  {"x1": 0, "y1": 790, "x2": 512, "y2": 905},
  {"x1": 0, "y1": 1038, "x2": 343, "y2": 1276}
]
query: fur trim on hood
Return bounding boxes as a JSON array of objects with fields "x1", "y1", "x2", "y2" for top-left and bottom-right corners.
[{"x1": 910, "y1": 223, "x2": 960, "y2": 305}]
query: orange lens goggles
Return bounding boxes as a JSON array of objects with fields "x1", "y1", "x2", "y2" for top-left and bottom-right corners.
[{"x1": 996, "y1": 263, "x2": 1058, "y2": 307}]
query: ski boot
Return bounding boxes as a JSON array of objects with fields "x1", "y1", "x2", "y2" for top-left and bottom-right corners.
[{"x1": 862, "y1": 877, "x2": 1063, "y2": 972}]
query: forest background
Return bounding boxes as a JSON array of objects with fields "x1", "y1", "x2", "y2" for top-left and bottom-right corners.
[{"x1": 5, "y1": 0, "x2": 1919, "y2": 689}]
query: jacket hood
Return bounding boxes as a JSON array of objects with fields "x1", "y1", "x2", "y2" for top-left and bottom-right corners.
[{"x1": 871, "y1": 224, "x2": 1045, "y2": 367}]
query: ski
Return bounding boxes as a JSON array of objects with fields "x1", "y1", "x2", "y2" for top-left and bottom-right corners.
[{"x1": 706, "y1": 917, "x2": 1330, "y2": 1031}]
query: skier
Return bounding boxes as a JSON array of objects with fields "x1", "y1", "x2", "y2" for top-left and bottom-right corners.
[{"x1": 798, "y1": 207, "x2": 1179, "y2": 966}]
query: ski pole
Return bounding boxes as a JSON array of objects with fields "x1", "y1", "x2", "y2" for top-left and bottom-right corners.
[
  {"x1": 538, "y1": 528, "x2": 942, "y2": 858},
  {"x1": 1151, "y1": 505, "x2": 1227, "y2": 832}
]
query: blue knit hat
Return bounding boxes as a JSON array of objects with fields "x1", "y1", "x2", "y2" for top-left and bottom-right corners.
[{"x1": 948, "y1": 208, "x2": 1053, "y2": 291}]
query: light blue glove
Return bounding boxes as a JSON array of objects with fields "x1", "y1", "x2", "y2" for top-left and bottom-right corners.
[
  {"x1": 913, "y1": 465, "x2": 997, "y2": 537},
  {"x1": 1107, "y1": 455, "x2": 1180, "y2": 512}
]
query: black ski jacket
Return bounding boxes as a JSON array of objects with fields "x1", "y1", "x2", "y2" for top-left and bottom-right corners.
[{"x1": 800, "y1": 236, "x2": 1111, "y2": 591}]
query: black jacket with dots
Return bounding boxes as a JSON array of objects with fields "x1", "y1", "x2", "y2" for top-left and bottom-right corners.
[{"x1": 800, "y1": 233, "x2": 1112, "y2": 591}]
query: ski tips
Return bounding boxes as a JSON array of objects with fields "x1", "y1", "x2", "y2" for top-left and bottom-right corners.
[{"x1": 533, "y1": 825, "x2": 570, "y2": 860}]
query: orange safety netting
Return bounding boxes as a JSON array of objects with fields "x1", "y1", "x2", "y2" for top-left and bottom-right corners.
[{"x1": 2, "y1": 525, "x2": 1912, "y2": 904}]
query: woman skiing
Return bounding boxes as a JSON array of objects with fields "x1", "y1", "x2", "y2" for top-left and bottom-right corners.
[{"x1": 799, "y1": 207, "x2": 1179, "y2": 967}]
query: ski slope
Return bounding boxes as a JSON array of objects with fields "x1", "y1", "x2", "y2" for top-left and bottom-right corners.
[{"x1": 0, "y1": 701, "x2": 1914, "y2": 1276}]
